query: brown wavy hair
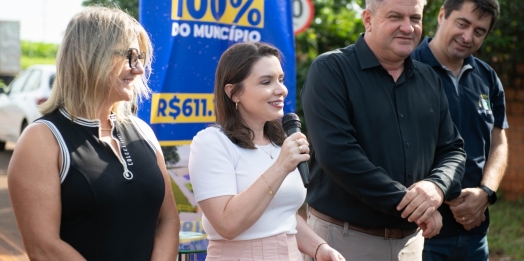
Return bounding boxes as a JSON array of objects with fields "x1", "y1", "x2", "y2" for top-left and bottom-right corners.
[{"x1": 214, "y1": 42, "x2": 286, "y2": 149}]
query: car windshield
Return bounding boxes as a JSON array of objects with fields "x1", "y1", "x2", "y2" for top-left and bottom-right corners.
[
  {"x1": 8, "y1": 69, "x2": 32, "y2": 94},
  {"x1": 23, "y1": 70, "x2": 42, "y2": 92}
]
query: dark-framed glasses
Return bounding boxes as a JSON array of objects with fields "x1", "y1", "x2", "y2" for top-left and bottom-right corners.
[{"x1": 126, "y1": 48, "x2": 146, "y2": 69}]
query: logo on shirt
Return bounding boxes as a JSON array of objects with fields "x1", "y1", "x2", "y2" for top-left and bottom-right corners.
[{"x1": 478, "y1": 94, "x2": 492, "y2": 114}]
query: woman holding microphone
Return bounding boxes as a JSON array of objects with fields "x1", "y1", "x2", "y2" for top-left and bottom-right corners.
[{"x1": 189, "y1": 42, "x2": 344, "y2": 261}]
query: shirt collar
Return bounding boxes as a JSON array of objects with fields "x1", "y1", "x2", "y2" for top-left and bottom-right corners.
[
  {"x1": 355, "y1": 33, "x2": 415, "y2": 77},
  {"x1": 59, "y1": 107, "x2": 116, "y2": 128},
  {"x1": 419, "y1": 37, "x2": 476, "y2": 69}
]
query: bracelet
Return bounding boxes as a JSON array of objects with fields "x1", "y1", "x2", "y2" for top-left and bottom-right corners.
[
  {"x1": 315, "y1": 242, "x2": 328, "y2": 260},
  {"x1": 260, "y1": 174, "x2": 274, "y2": 195}
]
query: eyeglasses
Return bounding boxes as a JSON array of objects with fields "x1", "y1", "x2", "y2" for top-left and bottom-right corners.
[{"x1": 126, "y1": 48, "x2": 146, "y2": 69}]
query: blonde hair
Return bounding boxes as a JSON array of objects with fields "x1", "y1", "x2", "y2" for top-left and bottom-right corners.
[{"x1": 40, "y1": 6, "x2": 153, "y2": 122}]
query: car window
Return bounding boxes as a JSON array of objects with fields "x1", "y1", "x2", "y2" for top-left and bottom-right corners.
[
  {"x1": 23, "y1": 70, "x2": 42, "y2": 92},
  {"x1": 49, "y1": 74, "x2": 56, "y2": 89},
  {"x1": 8, "y1": 69, "x2": 32, "y2": 94}
]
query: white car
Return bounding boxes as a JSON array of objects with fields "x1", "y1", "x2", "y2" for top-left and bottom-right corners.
[{"x1": 0, "y1": 64, "x2": 56, "y2": 150}]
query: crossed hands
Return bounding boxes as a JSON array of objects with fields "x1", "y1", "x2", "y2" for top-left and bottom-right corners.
[
  {"x1": 396, "y1": 181, "x2": 444, "y2": 238},
  {"x1": 446, "y1": 188, "x2": 488, "y2": 230}
]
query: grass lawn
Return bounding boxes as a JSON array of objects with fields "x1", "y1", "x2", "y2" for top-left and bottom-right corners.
[{"x1": 488, "y1": 197, "x2": 524, "y2": 260}]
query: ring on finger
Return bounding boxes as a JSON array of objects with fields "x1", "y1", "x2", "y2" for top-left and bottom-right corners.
[
  {"x1": 296, "y1": 139, "x2": 301, "y2": 146},
  {"x1": 299, "y1": 145, "x2": 303, "y2": 153},
  {"x1": 462, "y1": 217, "x2": 466, "y2": 222}
]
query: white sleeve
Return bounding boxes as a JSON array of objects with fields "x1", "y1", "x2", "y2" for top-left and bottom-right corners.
[
  {"x1": 189, "y1": 127, "x2": 238, "y2": 202},
  {"x1": 130, "y1": 116, "x2": 161, "y2": 153}
]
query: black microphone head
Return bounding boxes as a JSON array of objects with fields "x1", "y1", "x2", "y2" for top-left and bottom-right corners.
[{"x1": 282, "y1": 113, "x2": 301, "y2": 132}]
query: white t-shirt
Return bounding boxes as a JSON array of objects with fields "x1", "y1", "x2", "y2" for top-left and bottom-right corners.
[{"x1": 189, "y1": 127, "x2": 307, "y2": 240}]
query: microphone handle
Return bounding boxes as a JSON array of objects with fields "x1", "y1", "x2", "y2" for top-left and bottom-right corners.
[
  {"x1": 285, "y1": 127, "x2": 301, "y2": 137},
  {"x1": 298, "y1": 162, "x2": 310, "y2": 188},
  {"x1": 284, "y1": 127, "x2": 309, "y2": 188}
]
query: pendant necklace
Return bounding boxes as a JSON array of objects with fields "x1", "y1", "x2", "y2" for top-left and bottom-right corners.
[{"x1": 259, "y1": 143, "x2": 273, "y2": 159}]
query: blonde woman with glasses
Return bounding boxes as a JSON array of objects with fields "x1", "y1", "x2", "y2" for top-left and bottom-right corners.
[{"x1": 7, "y1": 7, "x2": 179, "y2": 260}]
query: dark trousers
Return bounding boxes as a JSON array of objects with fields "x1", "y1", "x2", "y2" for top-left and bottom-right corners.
[{"x1": 423, "y1": 234, "x2": 488, "y2": 261}]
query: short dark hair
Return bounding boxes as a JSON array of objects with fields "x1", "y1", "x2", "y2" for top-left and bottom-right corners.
[
  {"x1": 443, "y1": 0, "x2": 499, "y2": 31},
  {"x1": 214, "y1": 42, "x2": 286, "y2": 149}
]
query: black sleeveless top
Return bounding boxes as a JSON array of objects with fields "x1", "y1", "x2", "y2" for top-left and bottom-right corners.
[{"x1": 36, "y1": 109, "x2": 165, "y2": 260}]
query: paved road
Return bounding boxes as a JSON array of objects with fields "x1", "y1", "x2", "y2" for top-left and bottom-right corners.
[{"x1": 0, "y1": 142, "x2": 29, "y2": 261}]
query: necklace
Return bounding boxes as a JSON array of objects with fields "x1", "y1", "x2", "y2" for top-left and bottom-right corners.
[
  {"x1": 101, "y1": 119, "x2": 113, "y2": 131},
  {"x1": 259, "y1": 143, "x2": 273, "y2": 159}
]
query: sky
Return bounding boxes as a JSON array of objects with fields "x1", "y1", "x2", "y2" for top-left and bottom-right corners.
[{"x1": 0, "y1": 0, "x2": 85, "y2": 44}]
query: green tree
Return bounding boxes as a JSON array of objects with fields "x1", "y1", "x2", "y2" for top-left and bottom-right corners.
[
  {"x1": 21, "y1": 41, "x2": 59, "y2": 58},
  {"x1": 422, "y1": 0, "x2": 441, "y2": 37},
  {"x1": 82, "y1": 0, "x2": 139, "y2": 19},
  {"x1": 475, "y1": 0, "x2": 524, "y2": 86},
  {"x1": 162, "y1": 145, "x2": 180, "y2": 166}
]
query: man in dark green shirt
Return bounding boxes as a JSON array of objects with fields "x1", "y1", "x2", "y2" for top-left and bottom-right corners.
[{"x1": 301, "y1": 0, "x2": 466, "y2": 260}]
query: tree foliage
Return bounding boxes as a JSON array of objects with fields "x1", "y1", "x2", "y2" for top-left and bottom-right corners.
[
  {"x1": 475, "y1": 0, "x2": 524, "y2": 85},
  {"x1": 162, "y1": 145, "x2": 180, "y2": 166},
  {"x1": 21, "y1": 41, "x2": 59, "y2": 58},
  {"x1": 82, "y1": 0, "x2": 139, "y2": 19},
  {"x1": 422, "y1": 0, "x2": 441, "y2": 37}
]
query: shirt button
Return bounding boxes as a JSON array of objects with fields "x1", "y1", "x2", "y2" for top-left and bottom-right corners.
[
  {"x1": 400, "y1": 113, "x2": 404, "y2": 118},
  {"x1": 408, "y1": 174, "x2": 413, "y2": 179},
  {"x1": 405, "y1": 143, "x2": 410, "y2": 147}
]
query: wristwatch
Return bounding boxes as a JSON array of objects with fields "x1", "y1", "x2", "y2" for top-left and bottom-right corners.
[{"x1": 479, "y1": 185, "x2": 497, "y2": 205}]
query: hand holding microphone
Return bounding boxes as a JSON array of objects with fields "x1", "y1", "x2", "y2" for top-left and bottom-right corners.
[{"x1": 282, "y1": 113, "x2": 311, "y2": 187}]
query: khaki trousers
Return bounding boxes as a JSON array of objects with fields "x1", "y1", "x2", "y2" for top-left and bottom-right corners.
[{"x1": 306, "y1": 209, "x2": 424, "y2": 261}]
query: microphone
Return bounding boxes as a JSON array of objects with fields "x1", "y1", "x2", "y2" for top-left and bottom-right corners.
[{"x1": 282, "y1": 113, "x2": 310, "y2": 187}]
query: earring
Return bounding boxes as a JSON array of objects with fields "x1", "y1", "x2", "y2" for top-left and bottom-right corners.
[{"x1": 235, "y1": 102, "x2": 238, "y2": 110}]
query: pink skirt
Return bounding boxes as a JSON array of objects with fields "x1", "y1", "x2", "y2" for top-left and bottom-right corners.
[{"x1": 205, "y1": 233, "x2": 303, "y2": 261}]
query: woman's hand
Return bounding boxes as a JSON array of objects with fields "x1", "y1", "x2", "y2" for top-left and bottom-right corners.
[
  {"x1": 274, "y1": 132, "x2": 310, "y2": 174},
  {"x1": 316, "y1": 243, "x2": 345, "y2": 261}
]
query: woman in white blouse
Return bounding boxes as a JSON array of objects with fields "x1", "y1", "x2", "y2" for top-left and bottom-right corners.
[{"x1": 189, "y1": 42, "x2": 344, "y2": 261}]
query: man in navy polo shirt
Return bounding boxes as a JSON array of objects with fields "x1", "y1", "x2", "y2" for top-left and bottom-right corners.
[{"x1": 411, "y1": 0, "x2": 508, "y2": 260}]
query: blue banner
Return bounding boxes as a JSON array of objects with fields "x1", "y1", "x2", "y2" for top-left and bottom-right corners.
[{"x1": 139, "y1": 0, "x2": 296, "y2": 145}]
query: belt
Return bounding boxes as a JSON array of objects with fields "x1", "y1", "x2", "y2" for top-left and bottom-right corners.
[{"x1": 309, "y1": 207, "x2": 418, "y2": 239}]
